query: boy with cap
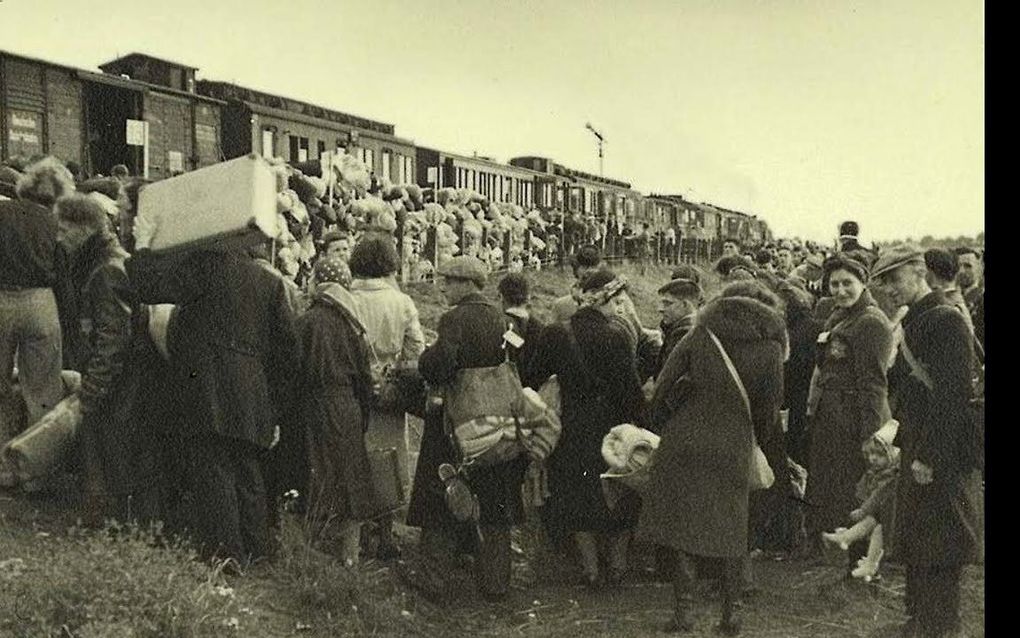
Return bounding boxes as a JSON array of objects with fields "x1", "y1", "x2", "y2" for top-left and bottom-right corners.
[
  {"x1": 654, "y1": 278, "x2": 703, "y2": 377},
  {"x1": 551, "y1": 244, "x2": 604, "y2": 323},
  {"x1": 870, "y1": 245, "x2": 983, "y2": 638}
]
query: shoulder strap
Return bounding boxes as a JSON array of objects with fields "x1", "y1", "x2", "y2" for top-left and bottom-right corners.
[
  {"x1": 899, "y1": 335, "x2": 934, "y2": 392},
  {"x1": 705, "y1": 328, "x2": 753, "y2": 425}
]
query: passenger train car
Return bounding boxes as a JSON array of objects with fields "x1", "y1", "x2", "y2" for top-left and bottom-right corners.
[{"x1": 2, "y1": 49, "x2": 772, "y2": 254}]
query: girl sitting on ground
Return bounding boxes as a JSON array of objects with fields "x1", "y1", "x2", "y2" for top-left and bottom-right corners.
[{"x1": 821, "y1": 420, "x2": 900, "y2": 581}]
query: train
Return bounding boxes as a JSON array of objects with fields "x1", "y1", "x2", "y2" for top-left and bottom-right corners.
[{"x1": 1, "y1": 49, "x2": 773, "y2": 256}]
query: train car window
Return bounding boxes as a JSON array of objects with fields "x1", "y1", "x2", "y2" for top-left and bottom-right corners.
[
  {"x1": 298, "y1": 137, "x2": 310, "y2": 162},
  {"x1": 262, "y1": 129, "x2": 275, "y2": 159},
  {"x1": 317, "y1": 140, "x2": 326, "y2": 158},
  {"x1": 404, "y1": 156, "x2": 414, "y2": 184},
  {"x1": 289, "y1": 136, "x2": 301, "y2": 163},
  {"x1": 381, "y1": 150, "x2": 392, "y2": 181}
]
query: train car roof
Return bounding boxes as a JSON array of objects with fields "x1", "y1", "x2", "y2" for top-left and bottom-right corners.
[
  {"x1": 416, "y1": 146, "x2": 548, "y2": 176},
  {"x1": 98, "y1": 52, "x2": 199, "y2": 72},
  {"x1": 196, "y1": 80, "x2": 396, "y2": 136},
  {"x1": 0, "y1": 48, "x2": 225, "y2": 105}
]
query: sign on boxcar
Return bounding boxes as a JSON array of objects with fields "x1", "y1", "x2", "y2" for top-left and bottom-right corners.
[{"x1": 126, "y1": 119, "x2": 148, "y2": 146}]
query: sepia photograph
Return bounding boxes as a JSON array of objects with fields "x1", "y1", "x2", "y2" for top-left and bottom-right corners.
[{"x1": 1, "y1": 1, "x2": 983, "y2": 636}]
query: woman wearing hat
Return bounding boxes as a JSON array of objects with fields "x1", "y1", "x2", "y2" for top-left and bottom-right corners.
[
  {"x1": 802, "y1": 253, "x2": 893, "y2": 566},
  {"x1": 529, "y1": 269, "x2": 648, "y2": 589}
]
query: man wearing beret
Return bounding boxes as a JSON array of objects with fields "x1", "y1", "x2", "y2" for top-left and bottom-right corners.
[
  {"x1": 403, "y1": 256, "x2": 529, "y2": 603},
  {"x1": 871, "y1": 245, "x2": 983, "y2": 638}
]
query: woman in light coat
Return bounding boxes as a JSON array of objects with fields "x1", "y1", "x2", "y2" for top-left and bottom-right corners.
[{"x1": 347, "y1": 233, "x2": 425, "y2": 558}]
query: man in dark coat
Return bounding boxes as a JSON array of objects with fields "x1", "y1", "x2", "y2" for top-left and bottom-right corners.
[
  {"x1": 127, "y1": 240, "x2": 300, "y2": 568},
  {"x1": 953, "y1": 247, "x2": 984, "y2": 350},
  {"x1": 837, "y1": 220, "x2": 878, "y2": 266},
  {"x1": 55, "y1": 194, "x2": 161, "y2": 525},
  {"x1": 871, "y1": 245, "x2": 983, "y2": 638},
  {"x1": 497, "y1": 272, "x2": 545, "y2": 387},
  {"x1": 403, "y1": 256, "x2": 528, "y2": 603}
]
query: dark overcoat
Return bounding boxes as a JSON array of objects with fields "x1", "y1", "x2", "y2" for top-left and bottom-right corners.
[
  {"x1": 889, "y1": 291, "x2": 983, "y2": 566},
  {"x1": 406, "y1": 292, "x2": 529, "y2": 534},
  {"x1": 296, "y1": 287, "x2": 378, "y2": 522},
  {"x1": 804, "y1": 291, "x2": 892, "y2": 534},
  {"x1": 72, "y1": 235, "x2": 161, "y2": 524},
  {"x1": 127, "y1": 248, "x2": 300, "y2": 449},
  {"x1": 505, "y1": 309, "x2": 545, "y2": 390},
  {"x1": 784, "y1": 310, "x2": 824, "y2": 466},
  {"x1": 528, "y1": 308, "x2": 648, "y2": 535},
  {"x1": 655, "y1": 314, "x2": 695, "y2": 379},
  {"x1": 638, "y1": 296, "x2": 786, "y2": 559}
]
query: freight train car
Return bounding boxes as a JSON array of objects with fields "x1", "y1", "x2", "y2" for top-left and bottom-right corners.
[
  {"x1": 1, "y1": 50, "x2": 224, "y2": 179},
  {"x1": 197, "y1": 80, "x2": 417, "y2": 184}
]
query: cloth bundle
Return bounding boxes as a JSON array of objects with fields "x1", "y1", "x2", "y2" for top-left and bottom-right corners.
[
  {"x1": 600, "y1": 423, "x2": 660, "y2": 491},
  {"x1": 2, "y1": 370, "x2": 84, "y2": 484},
  {"x1": 449, "y1": 384, "x2": 561, "y2": 466}
]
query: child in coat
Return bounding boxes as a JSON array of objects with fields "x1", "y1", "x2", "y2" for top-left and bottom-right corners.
[{"x1": 822, "y1": 420, "x2": 899, "y2": 581}]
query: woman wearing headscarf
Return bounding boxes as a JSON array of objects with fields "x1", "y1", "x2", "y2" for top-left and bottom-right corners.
[
  {"x1": 640, "y1": 280, "x2": 787, "y2": 635},
  {"x1": 295, "y1": 256, "x2": 377, "y2": 566},
  {"x1": 529, "y1": 270, "x2": 648, "y2": 588},
  {"x1": 802, "y1": 254, "x2": 893, "y2": 568}
]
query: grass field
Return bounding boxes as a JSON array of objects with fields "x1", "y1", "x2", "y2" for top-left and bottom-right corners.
[{"x1": 0, "y1": 260, "x2": 984, "y2": 637}]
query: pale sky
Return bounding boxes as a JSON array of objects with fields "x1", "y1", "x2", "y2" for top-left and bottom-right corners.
[{"x1": 1, "y1": 0, "x2": 983, "y2": 243}]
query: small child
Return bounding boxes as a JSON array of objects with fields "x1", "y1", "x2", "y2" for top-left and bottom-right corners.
[{"x1": 822, "y1": 420, "x2": 900, "y2": 581}]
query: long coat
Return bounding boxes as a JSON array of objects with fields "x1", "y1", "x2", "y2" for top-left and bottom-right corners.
[
  {"x1": 528, "y1": 308, "x2": 648, "y2": 535},
  {"x1": 639, "y1": 296, "x2": 786, "y2": 559},
  {"x1": 406, "y1": 292, "x2": 529, "y2": 536},
  {"x1": 804, "y1": 291, "x2": 892, "y2": 535},
  {"x1": 784, "y1": 309, "x2": 824, "y2": 466},
  {"x1": 126, "y1": 248, "x2": 300, "y2": 449},
  {"x1": 889, "y1": 291, "x2": 982, "y2": 566},
  {"x1": 296, "y1": 287, "x2": 378, "y2": 523},
  {"x1": 71, "y1": 235, "x2": 161, "y2": 524}
]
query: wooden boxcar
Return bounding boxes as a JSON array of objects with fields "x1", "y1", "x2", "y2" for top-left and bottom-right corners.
[{"x1": 1, "y1": 50, "x2": 224, "y2": 179}]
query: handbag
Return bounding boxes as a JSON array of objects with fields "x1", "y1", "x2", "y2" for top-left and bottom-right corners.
[
  {"x1": 705, "y1": 328, "x2": 775, "y2": 491},
  {"x1": 367, "y1": 447, "x2": 406, "y2": 518},
  {"x1": 368, "y1": 338, "x2": 426, "y2": 416}
]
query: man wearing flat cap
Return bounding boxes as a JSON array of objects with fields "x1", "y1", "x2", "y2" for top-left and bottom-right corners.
[
  {"x1": 870, "y1": 244, "x2": 983, "y2": 638},
  {"x1": 403, "y1": 255, "x2": 529, "y2": 603}
]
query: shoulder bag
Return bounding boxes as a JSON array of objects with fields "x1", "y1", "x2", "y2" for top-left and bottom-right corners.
[{"x1": 705, "y1": 328, "x2": 775, "y2": 491}]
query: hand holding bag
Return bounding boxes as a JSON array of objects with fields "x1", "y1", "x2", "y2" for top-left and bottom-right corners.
[{"x1": 706, "y1": 328, "x2": 775, "y2": 491}]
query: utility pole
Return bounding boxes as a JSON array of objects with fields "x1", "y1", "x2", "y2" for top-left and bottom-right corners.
[{"x1": 584, "y1": 122, "x2": 605, "y2": 177}]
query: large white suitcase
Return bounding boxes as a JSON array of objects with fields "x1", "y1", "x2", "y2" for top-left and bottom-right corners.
[{"x1": 134, "y1": 154, "x2": 279, "y2": 250}]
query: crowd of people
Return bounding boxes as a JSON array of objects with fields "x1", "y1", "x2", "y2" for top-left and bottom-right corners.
[{"x1": 0, "y1": 155, "x2": 985, "y2": 638}]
